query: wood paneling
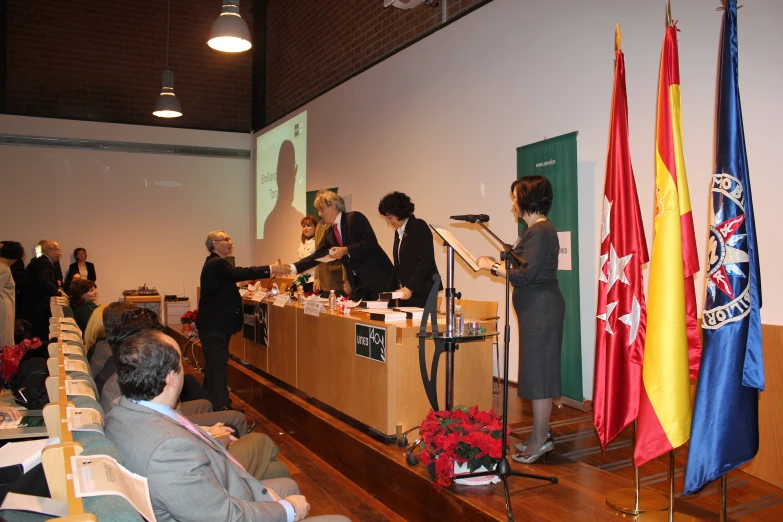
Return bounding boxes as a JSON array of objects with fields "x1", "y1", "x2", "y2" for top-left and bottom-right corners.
[
  {"x1": 742, "y1": 323, "x2": 783, "y2": 489},
  {"x1": 267, "y1": 304, "x2": 297, "y2": 385}
]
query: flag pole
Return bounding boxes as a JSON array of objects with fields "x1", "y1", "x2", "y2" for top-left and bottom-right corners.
[
  {"x1": 719, "y1": 474, "x2": 727, "y2": 522},
  {"x1": 636, "y1": 451, "x2": 698, "y2": 521},
  {"x1": 605, "y1": 421, "x2": 667, "y2": 514}
]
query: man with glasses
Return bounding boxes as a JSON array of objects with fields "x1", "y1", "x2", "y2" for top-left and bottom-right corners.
[
  {"x1": 197, "y1": 230, "x2": 278, "y2": 411},
  {"x1": 21, "y1": 240, "x2": 63, "y2": 340}
]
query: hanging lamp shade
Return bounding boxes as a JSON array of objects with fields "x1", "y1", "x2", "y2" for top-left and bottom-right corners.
[
  {"x1": 208, "y1": 0, "x2": 252, "y2": 52},
  {"x1": 153, "y1": 70, "x2": 182, "y2": 118}
]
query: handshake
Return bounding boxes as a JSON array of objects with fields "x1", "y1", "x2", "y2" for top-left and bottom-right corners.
[{"x1": 270, "y1": 259, "x2": 291, "y2": 276}]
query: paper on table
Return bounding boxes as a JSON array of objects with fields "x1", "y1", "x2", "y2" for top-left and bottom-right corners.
[
  {"x1": 61, "y1": 344, "x2": 83, "y2": 356},
  {"x1": 72, "y1": 455, "x2": 156, "y2": 522},
  {"x1": 238, "y1": 288, "x2": 249, "y2": 297},
  {"x1": 0, "y1": 437, "x2": 59, "y2": 472},
  {"x1": 67, "y1": 407, "x2": 104, "y2": 433},
  {"x1": 252, "y1": 292, "x2": 267, "y2": 302},
  {"x1": 64, "y1": 359, "x2": 90, "y2": 374},
  {"x1": 341, "y1": 300, "x2": 361, "y2": 308},
  {"x1": 65, "y1": 380, "x2": 97, "y2": 399},
  {"x1": 430, "y1": 225, "x2": 481, "y2": 271},
  {"x1": 0, "y1": 493, "x2": 68, "y2": 518}
]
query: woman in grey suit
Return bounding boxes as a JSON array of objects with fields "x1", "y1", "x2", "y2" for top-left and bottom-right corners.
[{"x1": 478, "y1": 176, "x2": 565, "y2": 464}]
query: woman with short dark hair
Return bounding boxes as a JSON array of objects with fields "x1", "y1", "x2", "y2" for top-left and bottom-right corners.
[
  {"x1": 65, "y1": 247, "x2": 96, "y2": 293},
  {"x1": 0, "y1": 241, "x2": 25, "y2": 348},
  {"x1": 378, "y1": 191, "x2": 440, "y2": 307},
  {"x1": 70, "y1": 278, "x2": 100, "y2": 332},
  {"x1": 477, "y1": 176, "x2": 564, "y2": 464}
]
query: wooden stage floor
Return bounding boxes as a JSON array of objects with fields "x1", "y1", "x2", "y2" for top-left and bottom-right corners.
[{"x1": 175, "y1": 336, "x2": 782, "y2": 521}]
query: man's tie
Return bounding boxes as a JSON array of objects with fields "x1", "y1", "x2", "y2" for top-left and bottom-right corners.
[
  {"x1": 174, "y1": 412, "x2": 246, "y2": 472},
  {"x1": 332, "y1": 223, "x2": 344, "y2": 247}
]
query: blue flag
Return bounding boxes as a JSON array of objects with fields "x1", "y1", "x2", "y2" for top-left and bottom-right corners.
[{"x1": 683, "y1": 0, "x2": 764, "y2": 496}]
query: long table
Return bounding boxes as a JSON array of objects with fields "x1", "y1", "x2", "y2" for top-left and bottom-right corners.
[{"x1": 232, "y1": 298, "x2": 494, "y2": 437}]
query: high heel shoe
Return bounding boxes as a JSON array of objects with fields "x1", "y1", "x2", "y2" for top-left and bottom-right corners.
[
  {"x1": 511, "y1": 440, "x2": 554, "y2": 464},
  {"x1": 513, "y1": 428, "x2": 554, "y2": 453}
]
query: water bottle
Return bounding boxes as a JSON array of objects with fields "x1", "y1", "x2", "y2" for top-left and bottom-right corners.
[
  {"x1": 454, "y1": 305, "x2": 464, "y2": 336},
  {"x1": 329, "y1": 290, "x2": 336, "y2": 310}
]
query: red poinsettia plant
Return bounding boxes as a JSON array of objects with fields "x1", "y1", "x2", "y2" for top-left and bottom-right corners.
[
  {"x1": 418, "y1": 405, "x2": 509, "y2": 491},
  {"x1": 180, "y1": 310, "x2": 198, "y2": 336}
]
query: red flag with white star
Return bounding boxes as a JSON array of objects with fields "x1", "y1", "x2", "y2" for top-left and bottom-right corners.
[{"x1": 593, "y1": 27, "x2": 650, "y2": 451}]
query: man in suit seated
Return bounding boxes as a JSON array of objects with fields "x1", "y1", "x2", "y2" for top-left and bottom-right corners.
[
  {"x1": 276, "y1": 190, "x2": 392, "y2": 301},
  {"x1": 101, "y1": 308, "x2": 288, "y2": 481},
  {"x1": 106, "y1": 327, "x2": 349, "y2": 522}
]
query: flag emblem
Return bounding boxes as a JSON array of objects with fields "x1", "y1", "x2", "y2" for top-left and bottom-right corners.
[{"x1": 704, "y1": 173, "x2": 751, "y2": 329}]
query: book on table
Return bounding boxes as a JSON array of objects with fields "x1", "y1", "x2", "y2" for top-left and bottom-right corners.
[{"x1": 369, "y1": 310, "x2": 408, "y2": 322}]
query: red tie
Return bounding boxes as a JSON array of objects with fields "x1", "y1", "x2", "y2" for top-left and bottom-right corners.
[
  {"x1": 174, "y1": 411, "x2": 246, "y2": 472},
  {"x1": 333, "y1": 223, "x2": 344, "y2": 247}
]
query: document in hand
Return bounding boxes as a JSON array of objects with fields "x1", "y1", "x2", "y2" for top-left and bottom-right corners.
[{"x1": 429, "y1": 225, "x2": 481, "y2": 271}]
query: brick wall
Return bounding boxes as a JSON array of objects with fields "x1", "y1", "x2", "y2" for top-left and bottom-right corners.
[
  {"x1": 3, "y1": 0, "x2": 487, "y2": 133},
  {"x1": 262, "y1": 0, "x2": 485, "y2": 125},
  {"x1": 5, "y1": 0, "x2": 253, "y2": 133}
]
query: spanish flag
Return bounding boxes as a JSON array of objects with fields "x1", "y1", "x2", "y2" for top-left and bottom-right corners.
[{"x1": 634, "y1": 22, "x2": 702, "y2": 467}]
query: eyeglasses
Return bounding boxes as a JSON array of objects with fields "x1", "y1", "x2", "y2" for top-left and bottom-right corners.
[{"x1": 215, "y1": 237, "x2": 232, "y2": 243}]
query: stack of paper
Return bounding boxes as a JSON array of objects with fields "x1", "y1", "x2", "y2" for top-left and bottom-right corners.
[
  {"x1": 393, "y1": 307, "x2": 425, "y2": 320},
  {"x1": 358, "y1": 301, "x2": 389, "y2": 309},
  {"x1": 369, "y1": 310, "x2": 408, "y2": 322}
]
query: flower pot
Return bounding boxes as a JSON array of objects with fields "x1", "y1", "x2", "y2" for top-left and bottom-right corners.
[{"x1": 453, "y1": 461, "x2": 500, "y2": 486}]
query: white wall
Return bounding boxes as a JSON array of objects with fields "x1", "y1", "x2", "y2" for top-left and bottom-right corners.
[
  {"x1": 254, "y1": 0, "x2": 783, "y2": 400},
  {"x1": 0, "y1": 115, "x2": 253, "y2": 307}
]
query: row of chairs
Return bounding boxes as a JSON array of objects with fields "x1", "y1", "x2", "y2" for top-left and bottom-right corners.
[{"x1": 2, "y1": 298, "x2": 144, "y2": 522}]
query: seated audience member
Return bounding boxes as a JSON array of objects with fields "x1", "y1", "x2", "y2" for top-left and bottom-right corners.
[
  {"x1": 82, "y1": 304, "x2": 107, "y2": 360},
  {"x1": 106, "y1": 328, "x2": 348, "y2": 522},
  {"x1": 1, "y1": 241, "x2": 25, "y2": 348},
  {"x1": 101, "y1": 309, "x2": 285, "y2": 480},
  {"x1": 297, "y1": 216, "x2": 318, "y2": 293},
  {"x1": 69, "y1": 279, "x2": 99, "y2": 332},
  {"x1": 65, "y1": 247, "x2": 96, "y2": 294}
]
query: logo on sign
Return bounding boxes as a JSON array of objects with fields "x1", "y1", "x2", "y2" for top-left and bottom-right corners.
[{"x1": 355, "y1": 324, "x2": 386, "y2": 363}]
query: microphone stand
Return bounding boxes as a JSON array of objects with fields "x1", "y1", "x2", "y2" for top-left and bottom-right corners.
[{"x1": 458, "y1": 218, "x2": 557, "y2": 522}]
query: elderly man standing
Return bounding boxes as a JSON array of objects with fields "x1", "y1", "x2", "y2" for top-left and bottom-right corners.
[
  {"x1": 105, "y1": 328, "x2": 349, "y2": 522},
  {"x1": 277, "y1": 190, "x2": 392, "y2": 301},
  {"x1": 21, "y1": 240, "x2": 62, "y2": 339},
  {"x1": 197, "y1": 230, "x2": 278, "y2": 411}
]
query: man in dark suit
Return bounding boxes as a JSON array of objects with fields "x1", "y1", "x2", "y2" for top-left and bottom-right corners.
[
  {"x1": 279, "y1": 191, "x2": 392, "y2": 301},
  {"x1": 20, "y1": 240, "x2": 62, "y2": 339},
  {"x1": 378, "y1": 192, "x2": 441, "y2": 307},
  {"x1": 197, "y1": 230, "x2": 278, "y2": 410}
]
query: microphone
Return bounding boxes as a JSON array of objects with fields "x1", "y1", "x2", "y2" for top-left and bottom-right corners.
[{"x1": 449, "y1": 214, "x2": 490, "y2": 223}]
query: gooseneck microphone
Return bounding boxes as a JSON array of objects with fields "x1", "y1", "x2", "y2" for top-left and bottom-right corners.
[{"x1": 449, "y1": 214, "x2": 490, "y2": 223}]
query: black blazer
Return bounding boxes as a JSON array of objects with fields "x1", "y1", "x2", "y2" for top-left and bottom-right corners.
[
  {"x1": 386, "y1": 215, "x2": 441, "y2": 308},
  {"x1": 295, "y1": 211, "x2": 392, "y2": 301},
  {"x1": 65, "y1": 261, "x2": 96, "y2": 292},
  {"x1": 19, "y1": 255, "x2": 59, "y2": 325},
  {"x1": 196, "y1": 253, "x2": 271, "y2": 336}
]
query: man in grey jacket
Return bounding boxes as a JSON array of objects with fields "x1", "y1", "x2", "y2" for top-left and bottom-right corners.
[{"x1": 105, "y1": 328, "x2": 349, "y2": 522}]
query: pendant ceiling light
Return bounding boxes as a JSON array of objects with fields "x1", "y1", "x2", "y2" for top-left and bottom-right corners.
[
  {"x1": 153, "y1": 0, "x2": 182, "y2": 118},
  {"x1": 208, "y1": 0, "x2": 252, "y2": 53}
]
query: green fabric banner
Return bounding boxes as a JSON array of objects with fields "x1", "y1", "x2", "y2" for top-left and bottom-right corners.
[{"x1": 516, "y1": 132, "x2": 583, "y2": 402}]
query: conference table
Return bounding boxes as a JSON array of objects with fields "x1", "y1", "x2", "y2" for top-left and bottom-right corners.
[{"x1": 228, "y1": 297, "x2": 495, "y2": 438}]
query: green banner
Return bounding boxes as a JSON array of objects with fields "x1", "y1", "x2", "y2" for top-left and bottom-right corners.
[
  {"x1": 516, "y1": 132, "x2": 583, "y2": 402},
  {"x1": 355, "y1": 324, "x2": 386, "y2": 363}
]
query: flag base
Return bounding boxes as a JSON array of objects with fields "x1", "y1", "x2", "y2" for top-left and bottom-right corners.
[
  {"x1": 605, "y1": 488, "x2": 668, "y2": 515},
  {"x1": 636, "y1": 512, "x2": 700, "y2": 521}
]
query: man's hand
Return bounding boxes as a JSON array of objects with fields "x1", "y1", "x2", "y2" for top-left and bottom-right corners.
[
  {"x1": 329, "y1": 246, "x2": 348, "y2": 260},
  {"x1": 313, "y1": 279, "x2": 321, "y2": 293},
  {"x1": 284, "y1": 495, "x2": 310, "y2": 521},
  {"x1": 271, "y1": 259, "x2": 290, "y2": 276},
  {"x1": 477, "y1": 256, "x2": 497, "y2": 271},
  {"x1": 342, "y1": 280, "x2": 352, "y2": 297},
  {"x1": 399, "y1": 287, "x2": 413, "y2": 300},
  {"x1": 201, "y1": 422, "x2": 235, "y2": 447}
]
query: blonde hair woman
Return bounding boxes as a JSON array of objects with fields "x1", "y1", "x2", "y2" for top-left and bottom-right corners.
[{"x1": 83, "y1": 304, "x2": 107, "y2": 354}]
